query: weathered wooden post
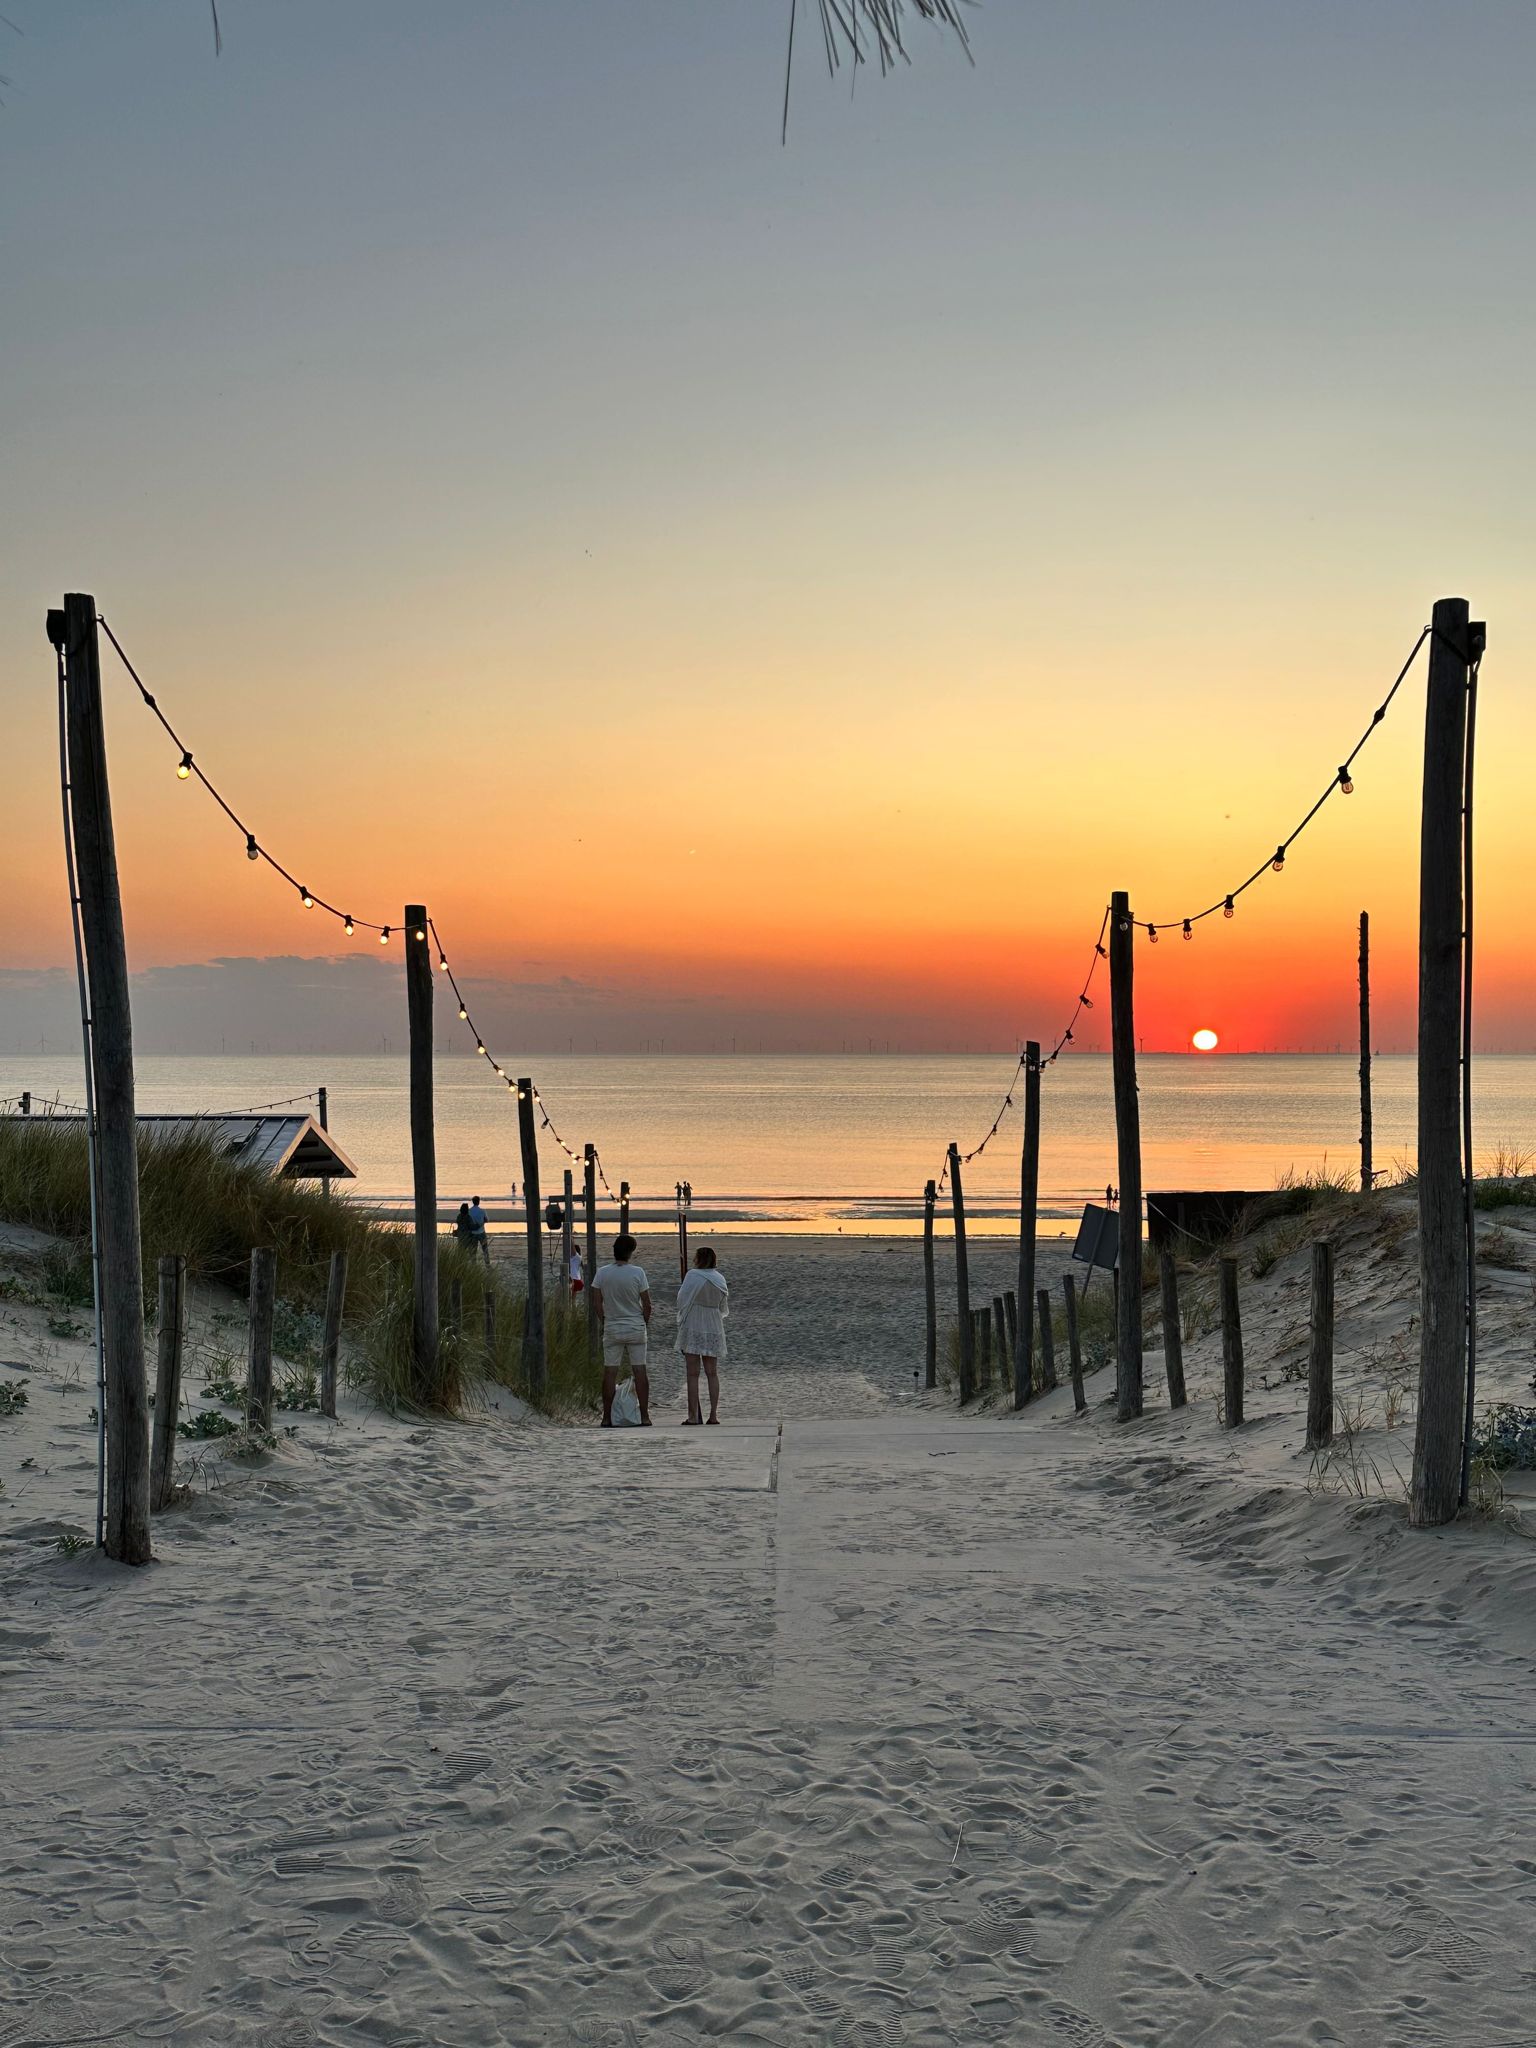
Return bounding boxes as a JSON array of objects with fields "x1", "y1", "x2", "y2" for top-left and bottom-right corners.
[
  {"x1": 19, "y1": 1091, "x2": 29, "y2": 1115},
  {"x1": 619, "y1": 1180, "x2": 630, "y2": 1237},
  {"x1": 1062, "y1": 1275, "x2": 1087, "y2": 1412},
  {"x1": 1015, "y1": 1040, "x2": 1042, "y2": 1409},
  {"x1": 992, "y1": 1297, "x2": 1009, "y2": 1390},
  {"x1": 583, "y1": 1143, "x2": 599, "y2": 1367},
  {"x1": 517, "y1": 1080, "x2": 547, "y2": 1396},
  {"x1": 1219, "y1": 1254, "x2": 1243, "y2": 1428},
  {"x1": 317, "y1": 1082, "x2": 331, "y2": 1200},
  {"x1": 1003, "y1": 1289, "x2": 1018, "y2": 1357},
  {"x1": 150, "y1": 1255, "x2": 186, "y2": 1513},
  {"x1": 55, "y1": 594, "x2": 151, "y2": 1565},
  {"x1": 247, "y1": 1246, "x2": 276, "y2": 1432},
  {"x1": 922, "y1": 1178, "x2": 938, "y2": 1389},
  {"x1": 976, "y1": 1308, "x2": 993, "y2": 1389},
  {"x1": 949, "y1": 1144, "x2": 974, "y2": 1402},
  {"x1": 1158, "y1": 1250, "x2": 1187, "y2": 1410},
  {"x1": 404, "y1": 907, "x2": 438, "y2": 1396},
  {"x1": 562, "y1": 1168, "x2": 575, "y2": 1290},
  {"x1": 1036, "y1": 1287, "x2": 1057, "y2": 1394},
  {"x1": 1411, "y1": 597, "x2": 1474, "y2": 1527},
  {"x1": 1358, "y1": 912, "x2": 1373, "y2": 1195},
  {"x1": 1307, "y1": 1240, "x2": 1334, "y2": 1452},
  {"x1": 320, "y1": 1248, "x2": 347, "y2": 1418},
  {"x1": 1109, "y1": 892, "x2": 1144, "y2": 1420}
]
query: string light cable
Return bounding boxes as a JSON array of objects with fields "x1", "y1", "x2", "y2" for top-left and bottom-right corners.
[
  {"x1": 1130, "y1": 626, "x2": 1430, "y2": 936},
  {"x1": 95, "y1": 617, "x2": 644, "y2": 1204}
]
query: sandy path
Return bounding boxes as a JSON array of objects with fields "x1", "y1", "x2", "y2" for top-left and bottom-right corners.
[{"x1": 5, "y1": 1383, "x2": 1534, "y2": 2046}]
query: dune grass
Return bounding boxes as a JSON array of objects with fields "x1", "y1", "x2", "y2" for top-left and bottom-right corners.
[{"x1": 0, "y1": 1119, "x2": 600, "y2": 1418}]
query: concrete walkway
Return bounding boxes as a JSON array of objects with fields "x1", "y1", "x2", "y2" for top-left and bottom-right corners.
[{"x1": 3, "y1": 1413, "x2": 1532, "y2": 2046}]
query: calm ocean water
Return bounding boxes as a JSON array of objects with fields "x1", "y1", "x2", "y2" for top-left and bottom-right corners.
[{"x1": 5, "y1": 1052, "x2": 1534, "y2": 1237}]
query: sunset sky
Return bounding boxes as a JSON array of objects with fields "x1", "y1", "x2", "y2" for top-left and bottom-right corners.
[{"x1": 6, "y1": 2, "x2": 1534, "y2": 1053}]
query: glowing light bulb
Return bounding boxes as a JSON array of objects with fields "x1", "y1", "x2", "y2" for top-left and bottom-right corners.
[
  {"x1": 414, "y1": 927, "x2": 426, "y2": 941},
  {"x1": 246, "y1": 834, "x2": 259, "y2": 861},
  {"x1": 379, "y1": 926, "x2": 391, "y2": 944},
  {"x1": 1148, "y1": 925, "x2": 1159, "y2": 944},
  {"x1": 344, "y1": 916, "x2": 355, "y2": 936},
  {"x1": 1182, "y1": 920, "x2": 1193, "y2": 941},
  {"x1": 437, "y1": 955, "x2": 448, "y2": 972},
  {"x1": 458, "y1": 1005, "x2": 467, "y2": 1020},
  {"x1": 493, "y1": 1065, "x2": 504, "y2": 1077},
  {"x1": 477, "y1": 1043, "x2": 487, "y2": 1056},
  {"x1": 300, "y1": 887, "x2": 314, "y2": 909},
  {"x1": 1338, "y1": 766, "x2": 1353, "y2": 794},
  {"x1": 1080, "y1": 995, "x2": 1093, "y2": 1009},
  {"x1": 1223, "y1": 896, "x2": 1235, "y2": 919},
  {"x1": 176, "y1": 751, "x2": 192, "y2": 779},
  {"x1": 1272, "y1": 847, "x2": 1286, "y2": 872}
]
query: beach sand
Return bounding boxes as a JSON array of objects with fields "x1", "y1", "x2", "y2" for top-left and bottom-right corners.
[{"x1": 4, "y1": 1197, "x2": 1536, "y2": 2044}]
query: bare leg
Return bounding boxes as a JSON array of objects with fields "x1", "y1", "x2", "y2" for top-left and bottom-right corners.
[
  {"x1": 601, "y1": 1366, "x2": 617, "y2": 1426},
  {"x1": 703, "y1": 1355, "x2": 720, "y2": 1423},
  {"x1": 635, "y1": 1364, "x2": 651, "y2": 1425},
  {"x1": 683, "y1": 1356, "x2": 703, "y2": 1423}
]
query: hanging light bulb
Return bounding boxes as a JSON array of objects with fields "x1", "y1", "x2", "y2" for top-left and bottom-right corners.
[
  {"x1": 299, "y1": 886, "x2": 314, "y2": 909},
  {"x1": 1096, "y1": 944, "x2": 1108, "y2": 958},
  {"x1": 176, "y1": 751, "x2": 193, "y2": 779},
  {"x1": 477, "y1": 1042, "x2": 487, "y2": 1056},
  {"x1": 1272, "y1": 846, "x2": 1286, "y2": 872},
  {"x1": 1182, "y1": 920, "x2": 1193, "y2": 941},
  {"x1": 246, "y1": 834, "x2": 259, "y2": 862},
  {"x1": 1338, "y1": 765, "x2": 1353, "y2": 794},
  {"x1": 1148, "y1": 925, "x2": 1159, "y2": 944},
  {"x1": 1223, "y1": 896, "x2": 1235, "y2": 919},
  {"x1": 344, "y1": 915, "x2": 355, "y2": 935},
  {"x1": 379, "y1": 926, "x2": 391, "y2": 944},
  {"x1": 414, "y1": 926, "x2": 426, "y2": 942},
  {"x1": 1080, "y1": 995, "x2": 1093, "y2": 1009},
  {"x1": 437, "y1": 954, "x2": 448, "y2": 972},
  {"x1": 493, "y1": 1065, "x2": 504, "y2": 1077},
  {"x1": 458, "y1": 1004, "x2": 467, "y2": 1020}
]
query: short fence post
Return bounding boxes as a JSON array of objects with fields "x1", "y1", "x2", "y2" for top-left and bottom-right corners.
[
  {"x1": 320, "y1": 1248, "x2": 347, "y2": 1418},
  {"x1": 1061, "y1": 1275, "x2": 1087, "y2": 1411},
  {"x1": 1308, "y1": 1240, "x2": 1335, "y2": 1451},
  {"x1": 976, "y1": 1308, "x2": 993, "y2": 1390},
  {"x1": 1062, "y1": 1273, "x2": 1085, "y2": 1406},
  {"x1": 516, "y1": 1080, "x2": 547, "y2": 1397},
  {"x1": 1036, "y1": 1287, "x2": 1057, "y2": 1394},
  {"x1": 992, "y1": 1297, "x2": 1009, "y2": 1390},
  {"x1": 1158, "y1": 1250, "x2": 1187, "y2": 1410},
  {"x1": 1220, "y1": 1255, "x2": 1244, "y2": 1428},
  {"x1": 1003, "y1": 1289, "x2": 1018, "y2": 1358},
  {"x1": 19, "y1": 1091, "x2": 29, "y2": 1115},
  {"x1": 247, "y1": 1246, "x2": 276, "y2": 1432},
  {"x1": 922, "y1": 1179, "x2": 938, "y2": 1389},
  {"x1": 150, "y1": 1254, "x2": 186, "y2": 1513},
  {"x1": 949, "y1": 1144, "x2": 974, "y2": 1402}
]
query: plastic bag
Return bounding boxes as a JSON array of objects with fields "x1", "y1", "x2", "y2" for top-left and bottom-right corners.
[{"x1": 610, "y1": 1378, "x2": 642, "y2": 1427}]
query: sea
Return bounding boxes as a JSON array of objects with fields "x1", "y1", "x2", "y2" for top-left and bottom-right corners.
[{"x1": 4, "y1": 1051, "x2": 1534, "y2": 1238}]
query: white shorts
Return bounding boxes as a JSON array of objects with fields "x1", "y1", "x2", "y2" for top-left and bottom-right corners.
[{"x1": 603, "y1": 1334, "x2": 648, "y2": 1372}]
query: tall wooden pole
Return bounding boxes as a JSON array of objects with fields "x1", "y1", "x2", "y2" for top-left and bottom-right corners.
[
  {"x1": 562, "y1": 1168, "x2": 575, "y2": 1288},
  {"x1": 1411, "y1": 598, "x2": 1470, "y2": 1528},
  {"x1": 583, "y1": 1143, "x2": 599, "y2": 1367},
  {"x1": 1158, "y1": 1250, "x2": 1187, "y2": 1410},
  {"x1": 517, "y1": 1081, "x2": 547, "y2": 1396},
  {"x1": 948, "y1": 1144, "x2": 973, "y2": 1403},
  {"x1": 1014, "y1": 1041, "x2": 1041, "y2": 1410},
  {"x1": 59, "y1": 594, "x2": 151, "y2": 1565},
  {"x1": 1109, "y1": 890, "x2": 1144, "y2": 1420},
  {"x1": 404, "y1": 907, "x2": 438, "y2": 1396},
  {"x1": 1358, "y1": 912, "x2": 1373, "y2": 1196},
  {"x1": 922, "y1": 1178, "x2": 938, "y2": 1390},
  {"x1": 619, "y1": 1180, "x2": 630, "y2": 1237}
]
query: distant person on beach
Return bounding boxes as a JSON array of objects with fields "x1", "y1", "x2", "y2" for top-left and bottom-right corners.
[
  {"x1": 569, "y1": 1247, "x2": 585, "y2": 1296},
  {"x1": 468, "y1": 1195, "x2": 490, "y2": 1267},
  {"x1": 592, "y1": 1235, "x2": 652, "y2": 1427},
  {"x1": 676, "y1": 1246, "x2": 728, "y2": 1425},
  {"x1": 453, "y1": 1202, "x2": 475, "y2": 1247}
]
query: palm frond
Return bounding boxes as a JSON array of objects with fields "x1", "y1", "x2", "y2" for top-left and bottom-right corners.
[{"x1": 816, "y1": 0, "x2": 974, "y2": 73}]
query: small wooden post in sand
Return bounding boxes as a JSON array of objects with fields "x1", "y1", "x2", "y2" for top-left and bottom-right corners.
[
  {"x1": 1003, "y1": 1289, "x2": 1018, "y2": 1359},
  {"x1": 976, "y1": 1308, "x2": 993, "y2": 1390},
  {"x1": 922, "y1": 1179, "x2": 938, "y2": 1390},
  {"x1": 404, "y1": 906, "x2": 439, "y2": 1397},
  {"x1": 247, "y1": 1247, "x2": 276, "y2": 1432},
  {"x1": 1062, "y1": 1274, "x2": 1084, "y2": 1399},
  {"x1": 1109, "y1": 892, "x2": 1144, "y2": 1421},
  {"x1": 1036, "y1": 1287, "x2": 1057, "y2": 1394},
  {"x1": 992, "y1": 1297, "x2": 1009, "y2": 1390},
  {"x1": 1220, "y1": 1255, "x2": 1244, "y2": 1428},
  {"x1": 320, "y1": 1249, "x2": 347, "y2": 1418},
  {"x1": 1158, "y1": 1250, "x2": 1187, "y2": 1410},
  {"x1": 1358, "y1": 911, "x2": 1373, "y2": 1196},
  {"x1": 583, "y1": 1144, "x2": 599, "y2": 1368},
  {"x1": 517, "y1": 1081, "x2": 547, "y2": 1397},
  {"x1": 1307, "y1": 1240, "x2": 1335, "y2": 1451},
  {"x1": 1015, "y1": 1040, "x2": 1041, "y2": 1411},
  {"x1": 150, "y1": 1255, "x2": 186, "y2": 1513},
  {"x1": 949, "y1": 1145, "x2": 974, "y2": 1403}
]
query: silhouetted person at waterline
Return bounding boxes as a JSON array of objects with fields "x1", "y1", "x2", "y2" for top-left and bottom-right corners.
[
  {"x1": 453, "y1": 1202, "x2": 474, "y2": 1246},
  {"x1": 677, "y1": 1245, "x2": 728, "y2": 1425},
  {"x1": 592, "y1": 1234, "x2": 652, "y2": 1426},
  {"x1": 468, "y1": 1194, "x2": 490, "y2": 1268}
]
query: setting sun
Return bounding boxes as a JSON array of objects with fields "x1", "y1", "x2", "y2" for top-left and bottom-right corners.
[{"x1": 1192, "y1": 1028, "x2": 1220, "y2": 1052}]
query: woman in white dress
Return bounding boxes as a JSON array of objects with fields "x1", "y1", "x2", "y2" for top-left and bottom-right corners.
[{"x1": 676, "y1": 1246, "x2": 728, "y2": 1425}]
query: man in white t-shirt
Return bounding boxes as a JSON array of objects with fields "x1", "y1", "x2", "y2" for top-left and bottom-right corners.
[{"x1": 591, "y1": 1234, "x2": 652, "y2": 1427}]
